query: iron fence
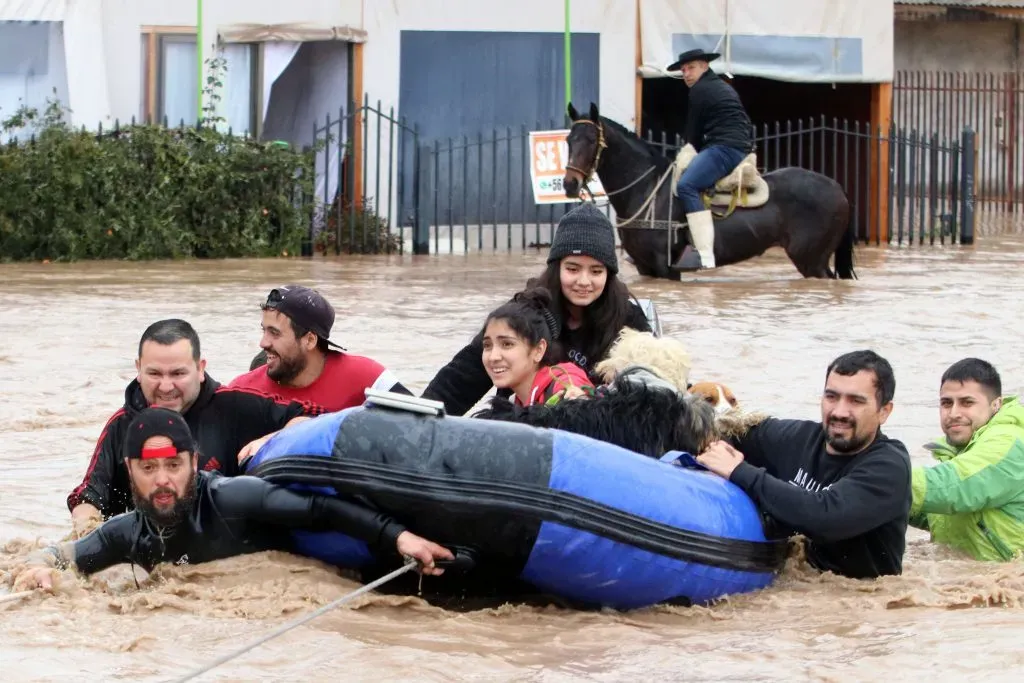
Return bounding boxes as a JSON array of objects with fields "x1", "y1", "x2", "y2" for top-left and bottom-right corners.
[
  {"x1": 307, "y1": 97, "x2": 419, "y2": 256},
  {"x1": 312, "y1": 106, "x2": 981, "y2": 254},
  {"x1": 894, "y1": 70, "x2": 1023, "y2": 208},
  {"x1": 412, "y1": 120, "x2": 582, "y2": 255},
  {"x1": 410, "y1": 118, "x2": 976, "y2": 253},
  {"x1": 642, "y1": 118, "x2": 976, "y2": 247}
]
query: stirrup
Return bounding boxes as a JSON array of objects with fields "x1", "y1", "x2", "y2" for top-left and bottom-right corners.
[{"x1": 672, "y1": 246, "x2": 712, "y2": 272}]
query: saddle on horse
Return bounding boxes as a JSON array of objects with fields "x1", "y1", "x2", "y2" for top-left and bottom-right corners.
[
  {"x1": 671, "y1": 144, "x2": 770, "y2": 217},
  {"x1": 668, "y1": 145, "x2": 772, "y2": 273}
]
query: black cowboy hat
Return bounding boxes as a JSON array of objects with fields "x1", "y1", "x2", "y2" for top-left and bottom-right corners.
[{"x1": 666, "y1": 48, "x2": 721, "y2": 72}]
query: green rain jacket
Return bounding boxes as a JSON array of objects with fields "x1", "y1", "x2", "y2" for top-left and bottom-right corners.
[{"x1": 910, "y1": 396, "x2": 1024, "y2": 561}]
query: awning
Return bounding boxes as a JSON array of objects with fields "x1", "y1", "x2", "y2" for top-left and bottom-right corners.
[
  {"x1": 0, "y1": 0, "x2": 66, "y2": 22},
  {"x1": 218, "y1": 22, "x2": 367, "y2": 44},
  {"x1": 639, "y1": 0, "x2": 894, "y2": 83}
]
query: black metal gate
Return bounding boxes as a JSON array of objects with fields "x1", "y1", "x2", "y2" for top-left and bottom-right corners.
[{"x1": 307, "y1": 97, "x2": 419, "y2": 255}]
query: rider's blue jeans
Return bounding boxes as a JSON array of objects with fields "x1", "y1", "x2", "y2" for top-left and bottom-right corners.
[{"x1": 675, "y1": 144, "x2": 748, "y2": 214}]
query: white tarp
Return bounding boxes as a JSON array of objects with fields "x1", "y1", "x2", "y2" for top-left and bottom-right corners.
[
  {"x1": 0, "y1": 0, "x2": 110, "y2": 132},
  {"x1": 0, "y1": 0, "x2": 65, "y2": 21},
  {"x1": 262, "y1": 40, "x2": 349, "y2": 232},
  {"x1": 639, "y1": 0, "x2": 894, "y2": 83},
  {"x1": 219, "y1": 22, "x2": 366, "y2": 44}
]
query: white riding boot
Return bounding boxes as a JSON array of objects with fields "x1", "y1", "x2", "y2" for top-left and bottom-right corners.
[{"x1": 673, "y1": 210, "x2": 716, "y2": 270}]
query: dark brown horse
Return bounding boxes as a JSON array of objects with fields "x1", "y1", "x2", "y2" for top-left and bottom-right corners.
[{"x1": 563, "y1": 102, "x2": 855, "y2": 281}]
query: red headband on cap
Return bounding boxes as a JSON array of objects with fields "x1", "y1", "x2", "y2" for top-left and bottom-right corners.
[{"x1": 140, "y1": 445, "x2": 179, "y2": 460}]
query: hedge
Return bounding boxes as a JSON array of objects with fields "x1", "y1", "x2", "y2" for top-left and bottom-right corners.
[{"x1": 0, "y1": 100, "x2": 314, "y2": 262}]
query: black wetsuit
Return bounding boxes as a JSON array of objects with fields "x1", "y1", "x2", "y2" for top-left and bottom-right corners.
[
  {"x1": 422, "y1": 301, "x2": 652, "y2": 416},
  {"x1": 71, "y1": 471, "x2": 407, "y2": 574},
  {"x1": 67, "y1": 375, "x2": 324, "y2": 518},
  {"x1": 728, "y1": 418, "x2": 912, "y2": 579}
]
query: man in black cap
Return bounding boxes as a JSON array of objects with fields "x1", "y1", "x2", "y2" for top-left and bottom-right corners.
[
  {"x1": 232, "y1": 285, "x2": 411, "y2": 412},
  {"x1": 666, "y1": 47, "x2": 754, "y2": 271},
  {"x1": 16, "y1": 408, "x2": 453, "y2": 590}
]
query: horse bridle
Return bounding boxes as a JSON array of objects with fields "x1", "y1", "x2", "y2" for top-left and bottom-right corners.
[
  {"x1": 565, "y1": 117, "x2": 664, "y2": 223},
  {"x1": 565, "y1": 118, "x2": 607, "y2": 196}
]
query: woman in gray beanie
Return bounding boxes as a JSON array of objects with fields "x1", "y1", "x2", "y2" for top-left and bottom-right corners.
[{"x1": 422, "y1": 203, "x2": 651, "y2": 416}]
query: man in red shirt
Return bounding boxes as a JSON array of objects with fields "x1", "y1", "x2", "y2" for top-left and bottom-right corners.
[{"x1": 231, "y1": 285, "x2": 410, "y2": 411}]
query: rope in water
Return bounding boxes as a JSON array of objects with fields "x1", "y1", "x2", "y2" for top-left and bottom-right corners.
[
  {"x1": 0, "y1": 590, "x2": 35, "y2": 606},
  {"x1": 167, "y1": 559, "x2": 419, "y2": 683}
]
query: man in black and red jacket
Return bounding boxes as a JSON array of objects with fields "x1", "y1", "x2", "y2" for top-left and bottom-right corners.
[{"x1": 67, "y1": 318, "x2": 324, "y2": 536}]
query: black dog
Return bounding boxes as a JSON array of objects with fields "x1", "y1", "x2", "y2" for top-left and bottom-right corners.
[{"x1": 473, "y1": 366, "x2": 716, "y2": 458}]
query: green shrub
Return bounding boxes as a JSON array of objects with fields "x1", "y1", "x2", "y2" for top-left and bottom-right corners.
[
  {"x1": 316, "y1": 197, "x2": 403, "y2": 255},
  {"x1": 0, "y1": 98, "x2": 314, "y2": 262}
]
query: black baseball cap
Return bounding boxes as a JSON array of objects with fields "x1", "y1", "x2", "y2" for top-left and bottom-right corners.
[
  {"x1": 261, "y1": 285, "x2": 345, "y2": 350},
  {"x1": 125, "y1": 407, "x2": 195, "y2": 460}
]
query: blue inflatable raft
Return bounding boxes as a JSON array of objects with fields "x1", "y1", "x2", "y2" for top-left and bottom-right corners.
[{"x1": 244, "y1": 405, "x2": 787, "y2": 610}]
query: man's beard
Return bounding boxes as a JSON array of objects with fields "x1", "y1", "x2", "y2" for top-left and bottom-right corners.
[
  {"x1": 267, "y1": 351, "x2": 307, "y2": 385},
  {"x1": 823, "y1": 418, "x2": 872, "y2": 454},
  {"x1": 132, "y1": 470, "x2": 197, "y2": 528}
]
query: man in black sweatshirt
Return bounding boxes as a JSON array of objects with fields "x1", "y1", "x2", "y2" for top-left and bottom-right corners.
[
  {"x1": 696, "y1": 350, "x2": 911, "y2": 579},
  {"x1": 665, "y1": 47, "x2": 754, "y2": 272}
]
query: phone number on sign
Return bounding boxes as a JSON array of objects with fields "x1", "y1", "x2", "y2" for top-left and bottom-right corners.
[{"x1": 539, "y1": 177, "x2": 565, "y2": 193}]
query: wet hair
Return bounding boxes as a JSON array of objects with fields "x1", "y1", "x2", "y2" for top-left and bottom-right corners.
[
  {"x1": 527, "y1": 260, "x2": 636, "y2": 366},
  {"x1": 941, "y1": 358, "x2": 1001, "y2": 400},
  {"x1": 826, "y1": 350, "x2": 895, "y2": 407},
  {"x1": 481, "y1": 287, "x2": 562, "y2": 365},
  {"x1": 284, "y1": 318, "x2": 330, "y2": 353},
  {"x1": 138, "y1": 319, "x2": 201, "y2": 361}
]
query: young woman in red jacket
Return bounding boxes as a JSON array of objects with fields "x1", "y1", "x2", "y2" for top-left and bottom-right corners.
[{"x1": 481, "y1": 287, "x2": 594, "y2": 407}]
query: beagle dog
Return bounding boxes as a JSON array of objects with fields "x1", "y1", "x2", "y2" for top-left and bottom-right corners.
[{"x1": 687, "y1": 381, "x2": 739, "y2": 414}]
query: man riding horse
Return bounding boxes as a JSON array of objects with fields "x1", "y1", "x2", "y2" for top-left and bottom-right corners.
[{"x1": 668, "y1": 48, "x2": 755, "y2": 271}]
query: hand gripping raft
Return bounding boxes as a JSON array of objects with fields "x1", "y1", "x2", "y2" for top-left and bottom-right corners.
[{"x1": 244, "y1": 405, "x2": 788, "y2": 610}]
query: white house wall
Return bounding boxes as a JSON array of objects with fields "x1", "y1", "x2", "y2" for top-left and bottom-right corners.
[
  {"x1": 362, "y1": 0, "x2": 637, "y2": 130},
  {"x1": 360, "y1": 0, "x2": 637, "y2": 232},
  {"x1": 100, "y1": 0, "x2": 363, "y2": 124}
]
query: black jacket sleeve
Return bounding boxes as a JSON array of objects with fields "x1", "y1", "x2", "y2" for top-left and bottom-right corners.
[
  {"x1": 217, "y1": 388, "x2": 326, "y2": 473},
  {"x1": 726, "y1": 418, "x2": 776, "y2": 469},
  {"x1": 684, "y1": 82, "x2": 707, "y2": 151},
  {"x1": 241, "y1": 389, "x2": 324, "y2": 427},
  {"x1": 728, "y1": 447, "x2": 911, "y2": 544},
  {"x1": 420, "y1": 335, "x2": 493, "y2": 416},
  {"x1": 218, "y1": 476, "x2": 408, "y2": 553},
  {"x1": 71, "y1": 513, "x2": 137, "y2": 575},
  {"x1": 66, "y1": 412, "x2": 129, "y2": 517},
  {"x1": 625, "y1": 300, "x2": 653, "y2": 334}
]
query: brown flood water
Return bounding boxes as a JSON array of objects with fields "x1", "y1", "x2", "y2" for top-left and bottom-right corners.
[{"x1": 2, "y1": 239, "x2": 1024, "y2": 682}]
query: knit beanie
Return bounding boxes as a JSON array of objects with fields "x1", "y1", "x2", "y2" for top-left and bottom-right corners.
[{"x1": 547, "y1": 203, "x2": 619, "y2": 275}]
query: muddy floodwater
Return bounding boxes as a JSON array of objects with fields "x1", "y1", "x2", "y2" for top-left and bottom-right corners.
[{"x1": 3, "y1": 238, "x2": 1024, "y2": 682}]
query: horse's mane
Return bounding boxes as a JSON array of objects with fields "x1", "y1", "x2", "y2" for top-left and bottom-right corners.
[{"x1": 599, "y1": 116, "x2": 674, "y2": 173}]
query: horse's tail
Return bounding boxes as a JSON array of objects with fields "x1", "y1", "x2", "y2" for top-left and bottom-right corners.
[{"x1": 834, "y1": 222, "x2": 857, "y2": 280}]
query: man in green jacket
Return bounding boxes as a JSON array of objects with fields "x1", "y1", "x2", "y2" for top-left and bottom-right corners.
[{"x1": 911, "y1": 358, "x2": 1024, "y2": 561}]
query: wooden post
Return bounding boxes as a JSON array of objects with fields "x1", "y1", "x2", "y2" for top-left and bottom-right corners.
[
  {"x1": 634, "y1": 0, "x2": 642, "y2": 133},
  {"x1": 870, "y1": 81, "x2": 893, "y2": 244},
  {"x1": 1006, "y1": 72, "x2": 1018, "y2": 211},
  {"x1": 352, "y1": 42, "x2": 365, "y2": 209},
  {"x1": 145, "y1": 34, "x2": 158, "y2": 121}
]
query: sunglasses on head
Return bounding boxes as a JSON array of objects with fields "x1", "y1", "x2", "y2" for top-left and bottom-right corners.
[{"x1": 265, "y1": 288, "x2": 288, "y2": 307}]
